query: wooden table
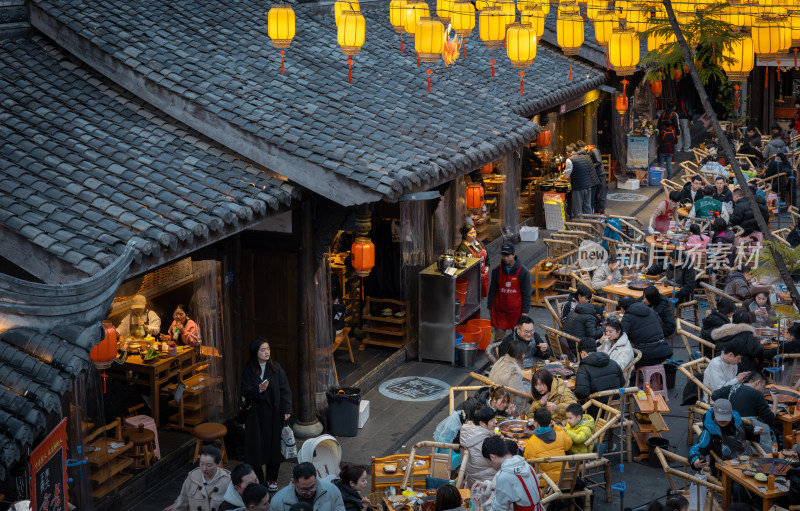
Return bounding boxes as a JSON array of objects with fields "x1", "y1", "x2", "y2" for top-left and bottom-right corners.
[
  {"x1": 107, "y1": 346, "x2": 197, "y2": 425},
  {"x1": 522, "y1": 368, "x2": 575, "y2": 390},
  {"x1": 645, "y1": 235, "x2": 678, "y2": 251},
  {"x1": 601, "y1": 279, "x2": 678, "y2": 300},
  {"x1": 774, "y1": 406, "x2": 800, "y2": 449},
  {"x1": 717, "y1": 460, "x2": 789, "y2": 511},
  {"x1": 632, "y1": 391, "x2": 669, "y2": 462}
]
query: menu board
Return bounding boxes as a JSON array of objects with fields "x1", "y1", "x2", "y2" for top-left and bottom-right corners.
[
  {"x1": 627, "y1": 135, "x2": 651, "y2": 169},
  {"x1": 30, "y1": 418, "x2": 68, "y2": 511}
]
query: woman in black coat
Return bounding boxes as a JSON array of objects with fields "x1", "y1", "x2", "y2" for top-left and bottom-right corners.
[
  {"x1": 641, "y1": 285, "x2": 676, "y2": 338},
  {"x1": 334, "y1": 463, "x2": 369, "y2": 511},
  {"x1": 241, "y1": 338, "x2": 292, "y2": 488},
  {"x1": 618, "y1": 296, "x2": 672, "y2": 368}
]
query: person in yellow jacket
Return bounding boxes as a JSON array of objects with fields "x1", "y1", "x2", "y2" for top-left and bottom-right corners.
[
  {"x1": 564, "y1": 403, "x2": 595, "y2": 454},
  {"x1": 528, "y1": 369, "x2": 578, "y2": 422},
  {"x1": 523, "y1": 408, "x2": 572, "y2": 487}
]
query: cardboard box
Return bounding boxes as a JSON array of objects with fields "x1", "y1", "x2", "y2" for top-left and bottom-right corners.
[
  {"x1": 618, "y1": 179, "x2": 640, "y2": 190},
  {"x1": 358, "y1": 400, "x2": 370, "y2": 428}
]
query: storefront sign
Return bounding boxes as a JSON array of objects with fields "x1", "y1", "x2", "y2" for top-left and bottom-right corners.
[
  {"x1": 627, "y1": 135, "x2": 650, "y2": 169},
  {"x1": 30, "y1": 418, "x2": 68, "y2": 511}
]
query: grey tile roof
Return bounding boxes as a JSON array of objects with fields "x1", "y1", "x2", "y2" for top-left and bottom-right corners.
[
  {"x1": 0, "y1": 36, "x2": 297, "y2": 277},
  {"x1": 29, "y1": 0, "x2": 605, "y2": 205}
]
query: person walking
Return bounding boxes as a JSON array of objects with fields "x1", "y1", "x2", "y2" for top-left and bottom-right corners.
[
  {"x1": 165, "y1": 446, "x2": 231, "y2": 511},
  {"x1": 657, "y1": 119, "x2": 678, "y2": 179},
  {"x1": 562, "y1": 144, "x2": 597, "y2": 218},
  {"x1": 487, "y1": 243, "x2": 530, "y2": 342},
  {"x1": 241, "y1": 338, "x2": 293, "y2": 490}
]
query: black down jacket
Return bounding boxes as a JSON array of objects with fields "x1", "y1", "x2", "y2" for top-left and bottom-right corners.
[
  {"x1": 621, "y1": 302, "x2": 672, "y2": 362},
  {"x1": 573, "y1": 352, "x2": 626, "y2": 400},
  {"x1": 642, "y1": 297, "x2": 676, "y2": 338},
  {"x1": 730, "y1": 195, "x2": 769, "y2": 235},
  {"x1": 569, "y1": 152, "x2": 598, "y2": 191},
  {"x1": 562, "y1": 303, "x2": 604, "y2": 343},
  {"x1": 701, "y1": 310, "x2": 731, "y2": 343},
  {"x1": 711, "y1": 323, "x2": 764, "y2": 373}
]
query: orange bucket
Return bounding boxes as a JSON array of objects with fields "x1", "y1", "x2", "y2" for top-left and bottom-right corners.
[
  {"x1": 468, "y1": 318, "x2": 492, "y2": 350},
  {"x1": 455, "y1": 289, "x2": 467, "y2": 307},
  {"x1": 455, "y1": 325, "x2": 481, "y2": 345},
  {"x1": 455, "y1": 278, "x2": 469, "y2": 307}
]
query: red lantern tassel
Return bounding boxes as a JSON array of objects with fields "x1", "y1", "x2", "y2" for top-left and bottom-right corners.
[
  {"x1": 427, "y1": 68, "x2": 432, "y2": 93},
  {"x1": 400, "y1": 33, "x2": 404, "y2": 53},
  {"x1": 765, "y1": 67, "x2": 769, "y2": 87},
  {"x1": 795, "y1": 48, "x2": 798, "y2": 69},
  {"x1": 102, "y1": 372, "x2": 108, "y2": 393},
  {"x1": 347, "y1": 55, "x2": 353, "y2": 83},
  {"x1": 569, "y1": 58, "x2": 573, "y2": 82},
  {"x1": 777, "y1": 66, "x2": 781, "y2": 83},
  {"x1": 279, "y1": 50, "x2": 285, "y2": 75},
  {"x1": 463, "y1": 39, "x2": 466, "y2": 58},
  {"x1": 622, "y1": 79, "x2": 628, "y2": 97},
  {"x1": 491, "y1": 58, "x2": 495, "y2": 77},
  {"x1": 519, "y1": 71, "x2": 525, "y2": 95},
  {"x1": 734, "y1": 84, "x2": 740, "y2": 110},
  {"x1": 417, "y1": 52, "x2": 420, "y2": 68}
]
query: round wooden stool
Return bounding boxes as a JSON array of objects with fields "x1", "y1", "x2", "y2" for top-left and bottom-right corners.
[
  {"x1": 125, "y1": 424, "x2": 156, "y2": 468},
  {"x1": 192, "y1": 422, "x2": 228, "y2": 464}
]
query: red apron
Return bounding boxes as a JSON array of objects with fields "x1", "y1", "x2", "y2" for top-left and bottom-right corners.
[
  {"x1": 653, "y1": 199, "x2": 674, "y2": 232},
  {"x1": 491, "y1": 266, "x2": 523, "y2": 329},
  {"x1": 514, "y1": 467, "x2": 544, "y2": 511},
  {"x1": 464, "y1": 242, "x2": 489, "y2": 297}
]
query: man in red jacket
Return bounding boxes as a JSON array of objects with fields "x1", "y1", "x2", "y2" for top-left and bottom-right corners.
[{"x1": 658, "y1": 119, "x2": 678, "y2": 179}]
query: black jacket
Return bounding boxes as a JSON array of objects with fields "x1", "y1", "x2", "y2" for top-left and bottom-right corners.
[
  {"x1": 658, "y1": 128, "x2": 678, "y2": 154},
  {"x1": 788, "y1": 226, "x2": 800, "y2": 247},
  {"x1": 560, "y1": 293, "x2": 581, "y2": 321},
  {"x1": 646, "y1": 259, "x2": 696, "y2": 300},
  {"x1": 621, "y1": 302, "x2": 672, "y2": 362},
  {"x1": 679, "y1": 182, "x2": 705, "y2": 205},
  {"x1": 712, "y1": 187, "x2": 733, "y2": 203},
  {"x1": 658, "y1": 110, "x2": 681, "y2": 136},
  {"x1": 487, "y1": 256, "x2": 531, "y2": 315},
  {"x1": 711, "y1": 383, "x2": 775, "y2": 425},
  {"x1": 731, "y1": 196, "x2": 768, "y2": 235},
  {"x1": 738, "y1": 143, "x2": 763, "y2": 162},
  {"x1": 711, "y1": 323, "x2": 764, "y2": 373},
  {"x1": 498, "y1": 330, "x2": 552, "y2": 362},
  {"x1": 574, "y1": 351, "x2": 625, "y2": 400},
  {"x1": 335, "y1": 479, "x2": 365, "y2": 511},
  {"x1": 241, "y1": 360, "x2": 293, "y2": 467},
  {"x1": 640, "y1": 297, "x2": 676, "y2": 338},
  {"x1": 587, "y1": 147, "x2": 606, "y2": 183},
  {"x1": 701, "y1": 310, "x2": 731, "y2": 343},
  {"x1": 569, "y1": 152, "x2": 598, "y2": 191},
  {"x1": 562, "y1": 303, "x2": 604, "y2": 343},
  {"x1": 455, "y1": 386, "x2": 510, "y2": 423}
]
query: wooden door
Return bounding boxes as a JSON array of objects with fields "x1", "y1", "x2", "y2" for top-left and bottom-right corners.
[{"x1": 240, "y1": 248, "x2": 299, "y2": 412}]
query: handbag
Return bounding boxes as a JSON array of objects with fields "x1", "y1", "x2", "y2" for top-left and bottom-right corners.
[
  {"x1": 281, "y1": 423, "x2": 298, "y2": 459},
  {"x1": 235, "y1": 402, "x2": 252, "y2": 425}
]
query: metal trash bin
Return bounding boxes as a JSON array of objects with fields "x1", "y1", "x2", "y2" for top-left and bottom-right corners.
[{"x1": 326, "y1": 387, "x2": 361, "y2": 437}]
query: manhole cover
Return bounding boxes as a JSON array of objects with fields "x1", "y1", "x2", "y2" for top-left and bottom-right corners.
[
  {"x1": 378, "y1": 376, "x2": 449, "y2": 402},
  {"x1": 606, "y1": 193, "x2": 648, "y2": 202}
]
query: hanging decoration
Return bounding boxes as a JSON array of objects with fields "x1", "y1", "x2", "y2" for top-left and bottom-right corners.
[
  {"x1": 481, "y1": 163, "x2": 493, "y2": 174},
  {"x1": 615, "y1": 80, "x2": 628, "y2": 127},
  {"x1": 338, "y1": 10, "x2": 366, "y2": 83},
  {"x1": 476, "y1": 0, "x2": 495, "y2": 11},
  {"x1": 267, "y1": 4, "x2": 296, "y2": 75},
  {"x1": 720, "y1": 33, "x2": 754, "y2": 82},
  {"x1": 90, "y1": 322, "x2": 119, "y2": 392},
  {"x1": 466, "y1": 183, "x2": 485, "y2": 210},
  {"x1": 537, "y1": 129, "x2": 551, "y2": 147},
  {"x1": 416, "y1": 17, "x2": 446, "y2": 92},
  {"x1": 556, "y1": 3, "x2": 584, "y2": 81},
  {"x1": 351, "y1": 237, "x2": 375, "y2": 277},
  {"x1": 497, "y1": 0, "x2": 517, "y2": 26},
  {"x1": 404, "y1": 0, "x2": 430, "y2": 66},
  {"x1": 335, "y1": 0, "x2": 361, "y2": 26},
  {"x1": 650, "y1": 78, "x2": 662, "y2": 97},
  {"x1": 752, "y1": 14, "x2": 791, "y2": 61},
  {"x1": 389, "y1": 0, "x2": 408, "y2": 52},
  {"x1": 506, "y1": 22, "x2": 537, "y2": 94},
  {"x1": 533, "y1": 0, "x2": 550, "y2": 16},
  {"x1": 593, "y1": 9, "x2": 615, "y2": 69},
  {"x1": 521, "y1": 5, "x2": 546, "y2": 38},
  {"x1": 452, "y1": 0, "x2": 476, "y2": 56},
  {"x1": 479, "y1": 6, "x2": 507, "y2": 76},
  {"x1": 608, "y1": 27, "x2": 639, "y2": 76},
  {"x1": 615, "y1": 0, "x2": 630, "y2": 20},
  {"x1": 585, "y1": 0, "x2": 606, "y2": 21},
  {"x1": 437, "y1": 0, "x2": 454, "y2": 23}
]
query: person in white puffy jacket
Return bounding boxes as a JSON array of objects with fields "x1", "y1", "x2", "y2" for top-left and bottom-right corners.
[
  {"x1": 597, "y1": 319, "x2": 634, "y2": 371},
  {"x1": 471, "y1": 436, "x2": 544, "y2": 511},
  {"x1": 459, "y1": 406, "x2": 499, "y2": 487}
]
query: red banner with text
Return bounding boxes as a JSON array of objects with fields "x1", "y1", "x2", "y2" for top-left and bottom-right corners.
[{"x1": 30, "y1": 418, "x2": 68, "y2": 511}]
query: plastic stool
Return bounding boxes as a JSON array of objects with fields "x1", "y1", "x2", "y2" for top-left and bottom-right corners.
[
  {"x1": 635, "y1": 364, "x2": 669, "y2": 401},
  {"x1": 192, "y1": 422, "x2": 228, "y2": 464},
  {"x1": 125, "y1": 424, "x2": 156, "y2": 468}
]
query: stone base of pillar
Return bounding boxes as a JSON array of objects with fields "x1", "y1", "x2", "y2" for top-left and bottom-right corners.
[{"x1": 293, "y1": 419, "x2": 323, "y2": 439}]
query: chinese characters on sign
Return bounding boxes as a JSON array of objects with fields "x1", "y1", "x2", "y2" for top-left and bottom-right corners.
[{"x1": 30, "y1": 418, "x2": 68, "y2": 511}]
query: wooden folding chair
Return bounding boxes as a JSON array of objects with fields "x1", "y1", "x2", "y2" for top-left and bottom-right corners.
[
  {"x1": 540, "y1": 325, "x2": 582, "y2": 362},
  {"x1": 654, "y1": 447, "x2": 723, "y2": 511},
  {"x1": 587, "y1": 387, "x2": 640, "y2": 463},
  {"x1": 545, "y1": 294, "x2": 571, "y2": 329},
  {"x1": 526, "y1": 453, "x2": 597, "y2": 511},
  {"x1": 699, "y1": 282, "x2": 742, "y2": 310},
  {"x1": 678, "y1": 358, "x2": 712, "y2": 445},
  {"x1": 400, "y1": 441, "x2": 470, "y2": 490},
  {"x1": 448, "y1": 386, "x2": 485, "y2": 414},
  {"x1": 581, "y1": 399, "x2": 622, "y2": 503}
]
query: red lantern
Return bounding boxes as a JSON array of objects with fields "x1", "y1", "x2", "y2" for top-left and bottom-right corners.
[
  {"x1": 615, "y1": 95, "x2": 628, "y2": 115},
  {"x1": 649, "y1": 79, "x2": 662, "y2": 96},
  {"x1": 481, "y1": 163, "x2": 493, "y2": 174},
  {"x1": 537, "y1": 129, "x2": 551, "y2": 147},
  {"x1": 91, "y1": 322, "x2": 118, "y2": 370},
  {"x1": 466, "y1": 183, "x2": 485, "y2": 210},
  {"x1": 673, "y1": 68, "x2": 682, "y2": 81},
  {"x1": 351, "y1": 237, "x2": 375, "y2": 277}
]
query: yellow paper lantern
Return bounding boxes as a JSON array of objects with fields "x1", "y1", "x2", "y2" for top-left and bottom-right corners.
[
  {"x1": 593, "y1": 9, "x2": 616, "y2": 50},
  {"x1": 615, "y1": 0, "x2": 630, "y2": 19},
  {"x1": 496, "y1": 0, "x2": 517, "y2": 25},
  {"x1": 521, "y1": 5, "x2": 546, "y2": 37},
  {"x1": 752, "y1": 15, "x2": 791, "y2": 60},
  {"x1": 516, "y1": 0, "x2": 534, "y2": 12},
  {"x1": 390, "y1": 0, "x2": 408, "y2": 33},
  {"x1": 404, "y1": 0, "x2": 430, "y2": 36},
  {"x1": 646, "y1": 18, "x2": 676, "y2": 52},
  {"x1": 437, "y1": 0, "x2": 454, "y2": 22},
  {"x1": 416, "y1": 17, "x2": 445, "y2": 62},
  {"x1": 556, "y1": 4, "x2": 584, "y2": 57},
  {"x1": 608, "y1": 26, "x2": 639, "y2": 76},
  {"x1": 533, "y1": 0, "x2": 550, "y2": 16},
  {"x1": 626, "y1": 6, "x2": 648, "y2": 34},
  {"x1": 720, "y1": 33, "x2": 755, "y2": 82},
  {"x1": 476, "y1": 0, "x2": 495, "y2": 11},
  {"x1": 506, "y1": 22, "x2": 537, "y2": 67},
  {"x1": 672, "y1": 0, "x2": 695, "y2": 14},
  {"x1": 335, "y1": 0, "x2": 361, "y2": 26},
  {"x1": 479, "y1": 6, "x2": 507, "y2": 49},
  {"x1": 452, "y1": 0, "x2": 477, "y2": 37},
  {"x1": 338, "y1": 10, "x2": 366, "y2": 83},
  {"x1": 789, "y1": 10, "x2": 800, "y2": 47},
  {"x1": 268, "y1": 4, "x2": 295, "y2": 49},
  {"x1": 585, "y1": 0, "x2": 608, "y2": 20}
]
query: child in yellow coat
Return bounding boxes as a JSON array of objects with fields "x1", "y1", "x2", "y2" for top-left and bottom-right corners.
[
  {"x1": 564, "y1": 403, "x2": 595, "y2": 454},
  {"x1": 523, "y1": 408, "x2": 573, "y2": 487}
]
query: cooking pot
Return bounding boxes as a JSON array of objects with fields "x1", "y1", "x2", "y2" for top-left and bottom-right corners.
[
  {"x1": 554, "y1": 182, "x2": 570, "y2": 193},
  {"x1": 538, "y1": 180, "x2": 555, "y2": 192},
  {"x1": 437, "y1": 251, "x2": 455, "y2": 272}
]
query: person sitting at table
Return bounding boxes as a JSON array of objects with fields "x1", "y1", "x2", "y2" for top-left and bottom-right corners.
[
  {"x1": 730, "y1": 187, "x2": 769, "y2": 237},
  {"x1": 689, "y1": 398, "x2": 758, "y2": 472},
  {"x1": 711, "y1": 311, "x2": 765, "y2": 374},
  {"x1": 457, "y1": 386, "x2": 516, "y2": 422},
  {"x1": 737, "y1": 137, "x2": 763, "y2": 163},
  {"x1": 560, "y1": 285, "x2": 592, "y2": 321},
  {"x1": 160, "y1": 304, "x2": 200, "y2": 346},
  {"x1": 698, "y1": 155, "x2": 727, "y2": 180},
  {"x1": 488, "y1": 341, "x2": 528, "y2": 412},
  {"x1": 685, "y1": 223, "x2": 711, "y2": 252},
  {"x1": 744, "y1": 126, "x2": 763, "y2": 149},
  {"x1": 642, "y1": 249, "x2": 696, "y2": 304},
  {"x1": 701, "y1": 298, "x2": 736, "y2": 356},
  {"x1": 460, "y1": 406, "x2": 501, "y2": 487},
  {"x1": 648, "y1": 191, "x2": 681, "y2": 234},
  {"x1": 680, "y1": 175, "x2": 705, "y2": 206},
  {"x1": 562, "y1": 302, "x2": 603, "y2": 354},
  {"x1": 763, "y1": 130, "x2": 788, "y2": 161},
  {"x1": 497, "y1": 316, "x2": 552, "y2": 366},
  {"x1": 597, "y1": 319, "x2": 634, "y2": 371},
  {"x1": 724, "y1": 266, "x2": 755, "y2": 301},
  {"x1": 711, "y1": 371, "x2": 777, "y2": 429},
  {"x1": 522, "y1": 408, "x2": 573, "y2": 487},
  {"x1": 709, "y1": 217, "x2": 736, "y2": 267},
  {"x1": 528, "y1": 368, "x2": 578, "y2": 422},
  {"x1": 473, "y1": 436, "x2": 543, "y2": 511},
  {"x1": 573, "y1": 339, "x2": 625, "y2": 401},
  {"x1": 741, "y1": 287, "x2": 775, "y2": 327},
  {"x1": 591, "y1": 255, "x2": 622, "y2": 292},
  {"x1": 564, "y1": 403, "x2": 595, "y2": 455},
  {"x1": 711, "y1": 176, "x2": 734, "y2": 204},
  {"x1": 689, "y1": 189, "x2": 728, "y2": 224},
  {"x1": 640, "y1": 285, "x2": 676, "y2": 339},
  {"x1": 116, "y1": 294, "x2": 161, "y2": 339},
  {"x1": 617, "y1": 296, "x2": 672, "y2": 369},
  {"x1": 703, "y1": 342, "x2": 750, "y2": 401},
  {"x1": 432, "y1": 483, "x2": 466, "y2": 511}
]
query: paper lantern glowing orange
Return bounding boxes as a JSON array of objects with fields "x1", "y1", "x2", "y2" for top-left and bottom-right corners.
[
  {"x1": 351, "y1": 237, "x2": 375, "y2": 277},
  {"x1": 91, "y1": 322, "x2": 119, "y2": 370},
  {"x1": 466, "y1": 184, "x2": 485, "y2": 210},
  {"x1": 537, "y1": 129, "x2": 551, "y2": 147},
  {"x1": 650, "y1": 79, "x2": 662, "y2": 96}
]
